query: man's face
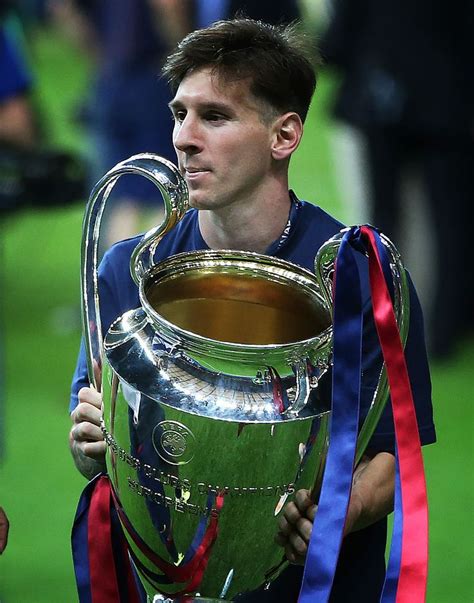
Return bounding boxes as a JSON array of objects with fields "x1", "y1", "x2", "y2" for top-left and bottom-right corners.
[{"x1": 169, "y1": 68, "x2": 277, "y2": 211}]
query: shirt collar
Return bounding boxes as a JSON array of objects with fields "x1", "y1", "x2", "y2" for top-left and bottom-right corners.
[{"x1": 264, "y1": 190, "x2": 301, "y2": 255}]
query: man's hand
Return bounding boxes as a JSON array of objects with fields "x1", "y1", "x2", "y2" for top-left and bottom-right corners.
[
  {"x1": 275, "y1": 489, "x2": 315, "y2": 565},
  {"x1": 69, "y1": 385, "x2": 107, "y2": 480},
  {"x1": 0, "y1": 507, "x2": 9, "y2": 554},
  {"x1": 70, "y1": 386, "x2": 106, "y2": 459},
  {"x1": 275, "y1": 453, "x2": 395, "y2": 564}
]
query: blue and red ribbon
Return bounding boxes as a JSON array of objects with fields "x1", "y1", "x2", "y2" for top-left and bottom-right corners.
[
  {"x1": 72, "y1": 474, "x2": 224, "y2": 601},
  {"x1": 71, "y1": 474, "x2": 142, "y2": 603},
  {"x1": 298, "y1": 225, "x2": 428, "y2": 603},
  {"x1": 299, "y1": 228, "x2": 363, "y2": 602},
  {"x1": 362, "y1": 226, "x2": 428, "y2": 602}
]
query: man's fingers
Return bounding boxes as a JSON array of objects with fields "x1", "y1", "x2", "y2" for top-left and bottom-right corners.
[
  {"x1": 276, "y1": 491, "x2": 317, "y2": 564},
  {"x1": 288, "y1": 529, "x2": 309, "y2": 557},
  {"x1": 77, "y1": 387, "x2": 102, "y2": 409},
  {"x1": 70, "y1": 386, "x2": 106, "y2": 463},
  {"x1": 0, "y1": 507, "x2": 9, "y2": 554},
  {"x1": 280, "y1": 493, "x2": 315, "y2": 523},
  {"x1": 279, "y1": 513, "x2": 313, "y2": 544},
  {"x1": 281, "y1": 519, "x2": 312, "y2": 565},
  {"x1": 305, "y1": 502, "x2": 316, "y2": 523},
  {"x1": 71, "y1": 420, "x2": 104, "y2": 444},
  {"x1": 281, "y1": 501, "x2": 301, "y2": 527},
  {"x1": 278, "y1": 512, "x2": 292, "y2": 535},
  {"x1": 72, "y1": 400, "x2": 102, "y2": 427},
  {"x1": 284, "y1": 542, "x2": 305, "y2": 566},
  {"x1": 285, "y1": 542, "x2": 297, "y2": 563},
  {"x1": 294, "y1": 489, "x2": 313, "y2": 514},
  {"x1": 82, "y1": 440, "x2": 107, "y2": 460},
  {"x1": 70, "y1": 428, "x2": 106, "y2": 461},
  {"x1": 295, "y1": 517, "x2": 313, "y2": 544}
]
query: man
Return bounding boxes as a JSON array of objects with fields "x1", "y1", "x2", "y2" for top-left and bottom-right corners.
[{"x1": 70, "y1": 18, "x2": 435, "y2": 601}]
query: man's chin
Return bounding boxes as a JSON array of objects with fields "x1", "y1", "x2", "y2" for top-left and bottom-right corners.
[{"x1": 188, "y1": 194, "x2": 211, "y2": 210}]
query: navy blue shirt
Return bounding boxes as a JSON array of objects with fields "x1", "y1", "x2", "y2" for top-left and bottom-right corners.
[{"x1": 71, "y1": 197, "x2": 435, "y2": 601}]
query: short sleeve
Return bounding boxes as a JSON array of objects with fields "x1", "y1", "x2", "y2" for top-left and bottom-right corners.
[{"x1": 360, "y1": 271, "x2": 436, "y2": 452}]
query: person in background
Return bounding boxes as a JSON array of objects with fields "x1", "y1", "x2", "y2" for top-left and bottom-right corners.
[
  {"x1": 49, "y1": 0, "x2": 195, "y2": 250},
  {"x1": 320, "y1": 0, "x2": 474, "y2": 359},
  {"x1": 0, "y1": 5, "x2": 37, "y2": 151}
]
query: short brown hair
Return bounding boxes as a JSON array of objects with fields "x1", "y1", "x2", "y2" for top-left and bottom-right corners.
[{"x1": 162, "y1": 19, "x2": 319, "y2": 123}]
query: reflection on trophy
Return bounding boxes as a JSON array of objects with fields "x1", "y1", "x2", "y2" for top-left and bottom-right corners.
[{"x1": 81, "y1": 154, "x2": 408, "y2": 601}]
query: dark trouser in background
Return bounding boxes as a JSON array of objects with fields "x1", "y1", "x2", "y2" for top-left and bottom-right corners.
[{"x1": 365, "y1": 127, "x2": 474, "y2": 358}]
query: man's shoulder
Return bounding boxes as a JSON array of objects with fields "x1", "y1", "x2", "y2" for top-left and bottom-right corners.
[
  {"x1": 297, "y1": 199, "x2": 345, "y2": 233},
  {"x1": 102, "y1": 235, "x2": 141, "y2": 265}
]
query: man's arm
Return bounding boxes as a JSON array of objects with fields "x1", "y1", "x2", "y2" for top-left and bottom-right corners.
[
  {"x1": 48, "y1": 0, "x2": 98, "y2": 60},
  {"x1": 69, "y1": 386, "x2": 107, "y2": 480},
  {"x1": 275, "y1": 452, "x2": 395, "y2": 564},
  {"x1": 147, "y1": 0, "x2": 193, "y2": 48}
]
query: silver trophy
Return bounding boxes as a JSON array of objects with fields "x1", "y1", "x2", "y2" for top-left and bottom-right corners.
[{"x1": 81, "y1": 154, "x2": 409, "y2": 601}]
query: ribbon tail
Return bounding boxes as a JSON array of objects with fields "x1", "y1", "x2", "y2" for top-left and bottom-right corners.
[
  {"x1": 299, "y1": 228, "x2": 363, "y2": 602},
  {"x1": 72, "y1": 474, "x2": 141, "y2": 603},
  {"x1": 360, "y1": 226, "x2": 428, "y2": 603}
]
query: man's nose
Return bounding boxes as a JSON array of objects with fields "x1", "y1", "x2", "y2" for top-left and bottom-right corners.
[{"x1": 173, "y1": 116, "x2": 201, "y2": 154}]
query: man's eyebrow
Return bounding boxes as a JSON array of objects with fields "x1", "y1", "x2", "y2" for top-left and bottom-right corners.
[
  {"x1": 168, "y1": 100, "x2": 234, "y2": 114},
  {"x1": 200, "y1": 101, "x2": 234, "y2": 113}
]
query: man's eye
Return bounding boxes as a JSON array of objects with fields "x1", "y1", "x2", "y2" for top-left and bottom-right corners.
[
  {"x1": 173, "y1": 111, "x2": 186, "y2": 122},
  {"x1": 206, "y1": 113, "x2": 226, "y2": 122}
]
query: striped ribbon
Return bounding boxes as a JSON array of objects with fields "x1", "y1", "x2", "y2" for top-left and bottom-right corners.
[
  {"x1": 298, "y1": 226, "x2": 428, "y2": 602},
  {"x1": 72, "y1": 474, "x2": 224, "y2": 601},
  {"x1": 72, "y1": 475, "x2": 141, "y2": 603}
]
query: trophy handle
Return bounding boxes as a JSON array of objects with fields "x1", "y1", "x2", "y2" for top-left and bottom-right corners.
[
  {"x1": 81, "y1": 153, "x2": 188, "y2": 390},
  {"x1": 314, "y1": 228, "x2": 410, "y2": 464}
]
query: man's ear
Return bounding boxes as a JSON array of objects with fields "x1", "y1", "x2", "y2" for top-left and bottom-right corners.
[{"x1": 271, "y1": 112, "x2": 303, "y2": 160}]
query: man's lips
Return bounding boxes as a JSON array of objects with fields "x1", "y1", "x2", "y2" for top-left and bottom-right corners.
[
  {"x1": 184, "y1": 167, "x2": 210, "y2": 174},
  {"x1": 183, "y1": 167, "x2": 211, "y2": 182}
]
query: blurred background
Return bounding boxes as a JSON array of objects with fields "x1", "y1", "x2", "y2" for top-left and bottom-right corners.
[{"x1": 0, "y1": 0, "x2": 472, "y2": 601}]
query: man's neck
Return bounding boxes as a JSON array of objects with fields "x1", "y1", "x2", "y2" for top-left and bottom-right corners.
[{"x1": 198, "y1": 189, "x2": 292, "y2": 254}]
